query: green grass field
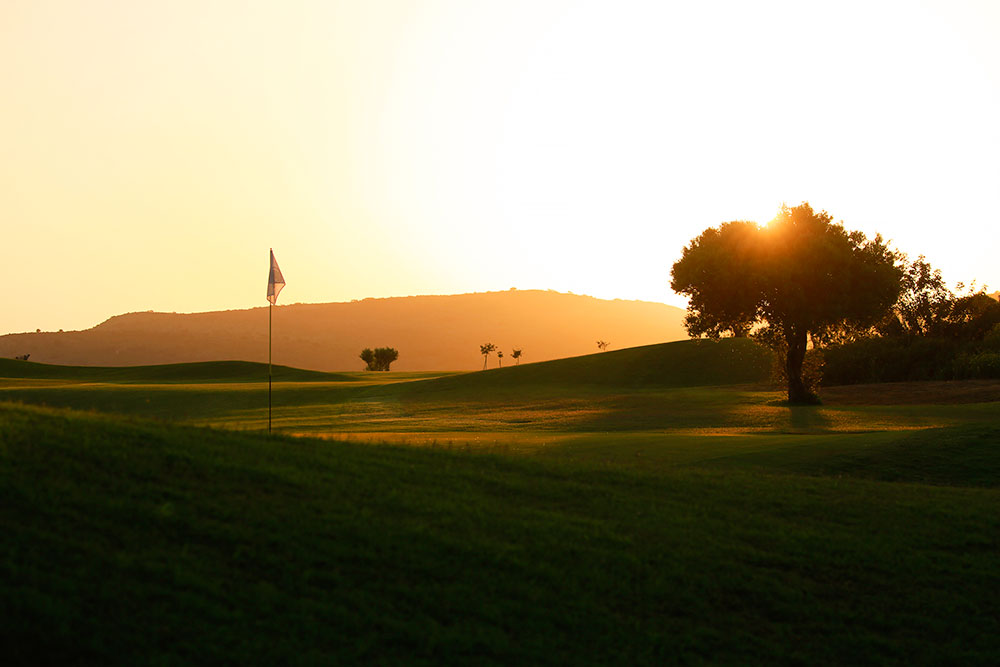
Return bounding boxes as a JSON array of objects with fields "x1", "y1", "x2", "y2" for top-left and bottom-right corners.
[{"x1": 2, "y1": 339, "x2": 998, "y2": 664}]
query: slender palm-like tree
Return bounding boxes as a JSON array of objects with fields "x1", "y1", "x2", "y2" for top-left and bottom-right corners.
[
  {"x1": 597, "y1": 340, "x2": 610, "y2": 352},
  {"x1": 497, "y1": 350, "x2": 504, "y2": 367},
  {"x1": 479, "y1": 342, "x2": 496, "y2": 370},
  {"x1": 512, "y1": 349, "x2": 522, "y2": 365}
]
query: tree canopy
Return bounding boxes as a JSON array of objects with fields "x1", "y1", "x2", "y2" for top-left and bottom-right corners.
[
  {"x1": 671, "y1": 203, "x2": 902, "y2": 403},
  {"x1": 360, "y1": 347, "x2": 398, "y2": 371},
  {"x1": 479, "y1": 343, "x2": 496, "y2": 370}
]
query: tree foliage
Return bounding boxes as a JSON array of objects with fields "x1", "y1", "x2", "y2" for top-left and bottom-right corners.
[
  {"x1": 820, "y1": 252, "x2": 1000, "y2": 384},
  {"x1": 943, "y1": 292, "x2": 1000, "y2": 340},
  {"x1": 877, "y1": 255, "x2": 953, "y2": 338},
  {"x1": 360, "y1": 347, "x2": 398, "y2": 371},
  {"x1": 374, "y1": 347, "x2": 399, "y2": 371},
  {"x1": 671, "y1": 203, "x2": 903, "y2": 403}
]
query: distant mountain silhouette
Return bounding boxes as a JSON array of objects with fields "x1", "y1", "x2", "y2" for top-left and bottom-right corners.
[{"x1": 0, "y1": 290, "x2": 688, "y2": 371}]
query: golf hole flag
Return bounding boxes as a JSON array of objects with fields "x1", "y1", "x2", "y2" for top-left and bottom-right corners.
[{"x1": 267, "y1": 249, "x2": 285, "y2": 305}]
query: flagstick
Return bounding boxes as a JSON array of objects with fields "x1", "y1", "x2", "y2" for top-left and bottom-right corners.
[
  {"x1": 266, "y1": 247, "x2": 284, "y2": 435},
  {"x1": 268, "y1": 300, "x2": 272, "y2": 434}
]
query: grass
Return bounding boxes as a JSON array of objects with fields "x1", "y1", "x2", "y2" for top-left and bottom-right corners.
[
  {"x1": 2, "y1": 338, "x2": 999, "y2": 664},
  {"x1": 3, "y1": 403, "x2": 998, "y2": 665},
  {"x1": 529, "y1": 426, "x2": 1000, "y2": 488}
]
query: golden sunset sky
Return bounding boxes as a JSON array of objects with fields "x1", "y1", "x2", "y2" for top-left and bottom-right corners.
[{"x1": 3, "y1": 0, "x2": 999, "y2": 334}]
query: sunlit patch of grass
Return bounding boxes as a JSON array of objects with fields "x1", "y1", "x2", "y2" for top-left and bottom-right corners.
[{"x1": 305, "y1": 430, "x2": 578, "y2": 455}]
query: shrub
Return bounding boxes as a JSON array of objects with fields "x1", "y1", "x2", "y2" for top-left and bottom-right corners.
[
  {"x1": 983, "y1": 324, "x2": 1000, "y2": 352},
  {"x1": 822, "y1": 337, "x2": 960, "y2": 385},
  {"x1": 953, "y1": 352, "x2": 1000, "y2": 379}
]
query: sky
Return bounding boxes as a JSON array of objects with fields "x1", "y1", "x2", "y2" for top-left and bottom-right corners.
[{"x1": 3, "y1": 0, "x2": 999, "y2": 334}]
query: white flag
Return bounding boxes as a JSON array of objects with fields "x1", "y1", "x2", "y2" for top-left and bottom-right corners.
[{"x1": 267, "y1": 249, "x2": 285, "y2": 305}]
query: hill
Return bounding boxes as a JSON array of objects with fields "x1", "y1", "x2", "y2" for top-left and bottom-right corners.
[
  {"x1": 0, "y1": 290, "x2": 687, "y2": 371},
  {"x1": 392, "y1": 338, "x2": 773, "y2": 395},
  {"x1": 3, "y1": 338, "x2": 999, "y2": 662},
  {"x1": 0, "y1": 339, "x2": 770, "y2": 426},
  {"x1": 0, "y1": 357, "x2": 359, "y2": 384}
]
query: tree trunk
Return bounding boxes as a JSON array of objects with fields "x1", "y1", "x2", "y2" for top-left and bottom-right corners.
[
  {"x1": 784, "y1": 327, "x2": 813, "y2": 404},
  {"x1": 483, "y1": 355, "x2": 488, "y2": 371}
]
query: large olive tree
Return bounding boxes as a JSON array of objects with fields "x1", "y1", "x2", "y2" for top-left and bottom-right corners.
[{"x1": 671, "y1": 203, "x2": 902, "y2": 403}]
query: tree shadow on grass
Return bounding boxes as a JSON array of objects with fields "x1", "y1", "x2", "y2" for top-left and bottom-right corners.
[
  {"x1": 784, "y1": 404, "x2": 832, "y2": 433},
  {"x1": 747, "y1": 397, "x2": 835, "y2": 433}
]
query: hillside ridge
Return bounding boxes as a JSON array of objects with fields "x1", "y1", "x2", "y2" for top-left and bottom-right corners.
[
  {"x1": 1, "y1": 289, "x2": 687, "y2": 371},
  {"x1": 0, "y1": 338, "x2": 770, "y2": 391}
]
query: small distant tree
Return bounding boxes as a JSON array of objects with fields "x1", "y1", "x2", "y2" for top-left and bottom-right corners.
[
  {"x1": 597, "y1": 340, "x2": 610, "y2": 352},
  {"x1": 373, "y1": 347, "x2": 399, "y2": 371},
  {"x1": 497, "y1": 350, "x2": 504, "y2": 367},
  {"x1": 360, "y1": 347, "x2": 398, "y2": 371},
  {"x1": 480, "y1": 343, "x2": 496, "y2": 370},
  {"x1": 512, "y1": 349, "x2": 522, "y2": 365}
]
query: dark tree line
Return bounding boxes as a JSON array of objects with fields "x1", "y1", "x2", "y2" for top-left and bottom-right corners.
[
  {"x1": 876, "y1": 257, "x2": 999, "y2": 341},
  {"x1": 820, "y1": 257, "x2": 1000, "y2": 385}
]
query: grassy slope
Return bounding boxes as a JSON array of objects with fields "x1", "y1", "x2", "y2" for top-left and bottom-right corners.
[
  {"x1": 0, "y1": 357, "x2": 453, "y2": 423},
  {"x1": 0, "y1": 339, "x2": 772, "y2": 425},
  {"x1": 2, "y1": 403, "x2": 998, "y2": 666},
  {"x1": 2, "y1": 340, "x2": 1000, "y2": 663},
  {"x1": 396, "y1": 337, "x2": 775, "y2": 393}
]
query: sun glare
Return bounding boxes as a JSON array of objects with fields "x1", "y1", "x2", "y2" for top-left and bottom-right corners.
[{"x1": 1, "y1": 0, "x2": 998, "y2": 333}]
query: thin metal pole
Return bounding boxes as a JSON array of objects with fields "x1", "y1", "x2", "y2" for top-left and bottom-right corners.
[{"x1": 268, "y1": 301, "x2": 272, "y2": 434}]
